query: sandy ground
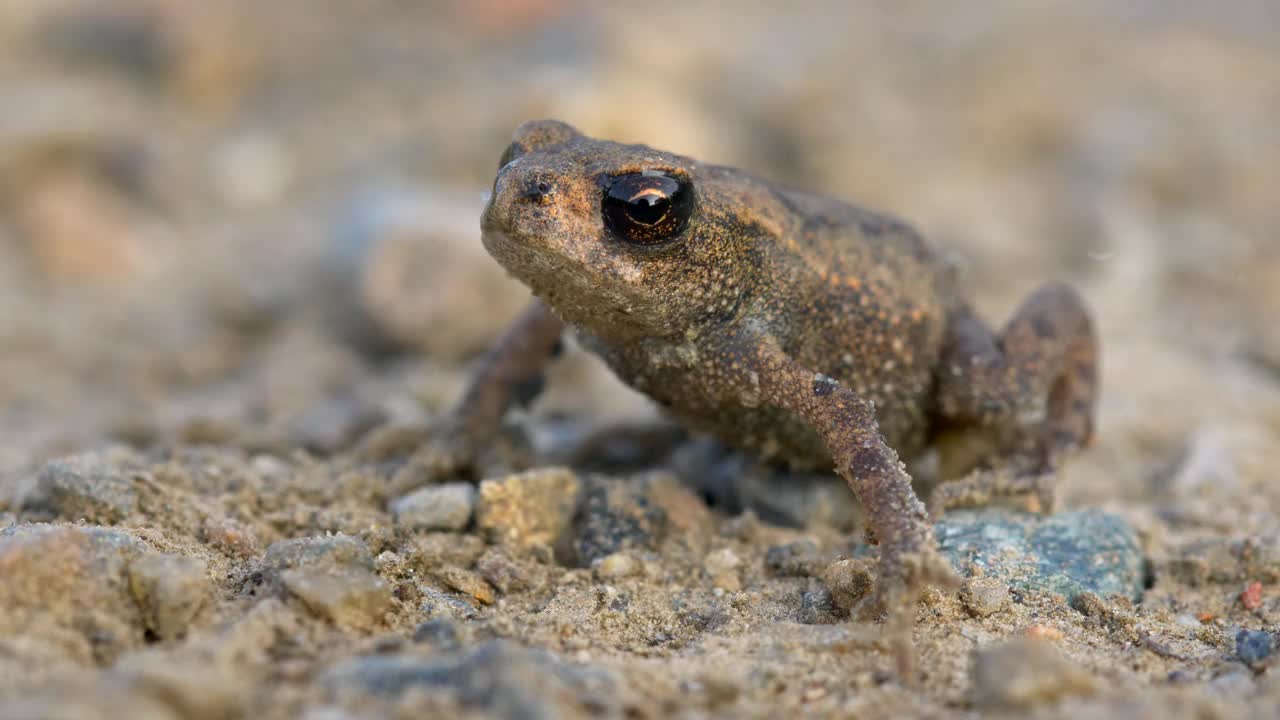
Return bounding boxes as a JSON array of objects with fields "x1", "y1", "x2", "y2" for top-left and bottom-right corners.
[{"x1": 1, "y1": 1, "x2": 1278, "y2": 718}]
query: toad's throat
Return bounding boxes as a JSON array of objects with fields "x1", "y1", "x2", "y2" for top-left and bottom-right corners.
[{"x1": 480, "y1": 228, "x2": 655, "y2": 340}]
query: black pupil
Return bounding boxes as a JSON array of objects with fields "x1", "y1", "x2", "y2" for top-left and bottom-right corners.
[
  {"x1": 625, "y1": 189, "x2": 670, "y2": 224},
  {"x1": 608, "y1": 176, "x2": 679, "y2": 225},
  {"x1": 602, "y1": 172, "x2": 692, "y2": 245}
]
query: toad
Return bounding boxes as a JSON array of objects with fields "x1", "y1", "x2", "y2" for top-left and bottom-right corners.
[{"x1": 425, "y1": 120, "x2": 1098, "y2": 674}]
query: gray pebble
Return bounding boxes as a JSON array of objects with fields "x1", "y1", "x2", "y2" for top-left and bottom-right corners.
[
  {"x1": 420, "y1": 588, "x2": 478, "y2": 621},
  {"x1": 390, "y1": 482, "x2": 475, "y2": 532},
  {"x1": 572, "y1": 476, "x2": 667, "y2": 566},
  {"x1": 262, "y1": 535, "x2": 374, "y2": 579},
  {"x1": 288, "y1": 393, "x2": 386, "y2": 456},
  {"x1": 935, "y1": 509, "x2": 1146, "y2": 602},
  {"x1": 413, "y1": 618, "x2": 462, "y2": 651},
  {"x1": 0, "y1": 522, "x2": 148, "y2": 584},
  {"x1": 22, "y1": 452, "x2": 139, "y2": 523},
  {"x1": 0, "y1": 524, "x2": 155, "y2": 655},
  {"x1": 281, "y1": 565, "x2": 391, "y2": 630},
  {"x1": 476, "y1": 547, "x2": 533, "y2": 593},
  {"x1": 961, "y1": 577, "x2": 1011, "y2": 617},
  {"x1": 127, "y1": 553, "x2": 211, "y2": 641},
  {"x1": 1236, "y1": 628, "x2": 1274, "y2": 668},
  {"x1": 322, "y1": 640, "x2": 618, "y2": 719},
  {"x1": 972, "y1": 638, "x2": 1098, "y2": 709},
  {"x1": 765, "y1": 540, "x2": 822, "y2": 577},
  {"x1": 678, "y1": 449, "x2": 859, "y2": 532},
  {"x1": 1167, "y1": 535, "x2": 1280, "y2": 586},
  {"x1": 1208, "y1": 670, "x2": 1256, "y2": 698},
  {"x1": 259, "y1": 534, "x2": 380, "y2": 612},
  {"x1": 797, "y1": 586, "x2": 835, "y2": 624}
]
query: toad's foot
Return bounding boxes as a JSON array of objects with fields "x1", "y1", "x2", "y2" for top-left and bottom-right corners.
[
  {"x1": 931, "y1": 283, "x2": 1098, "y2": 513},
  {"x1": 388, "y1": 421, "x2": 479, "y2": 494},
  {"x1": 862, "y1": 538, "x2": 960, "y2": 680},
  {"x1": 927, "y1": 464, "x2": 1056, "y2": 520},
  {"x1": 392, "y1": 300, "x2": 563, "y2": 494}
]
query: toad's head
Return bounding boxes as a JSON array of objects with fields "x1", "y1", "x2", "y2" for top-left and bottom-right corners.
[{"x1": 482, "y1": 120, "x2": 770, "y2": 341}]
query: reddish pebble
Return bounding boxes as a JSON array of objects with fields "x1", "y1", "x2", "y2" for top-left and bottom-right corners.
[
  {"x1": 1240, "y1": 581, "x2": 1263, "y2": 610},
  {"x1": 1023, "y1": 624, "x2": 1064, "y2": 641}
]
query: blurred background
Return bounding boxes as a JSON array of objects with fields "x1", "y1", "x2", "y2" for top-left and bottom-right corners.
[{"x1": 1, "y1": 0, "x2": 1278, "y2": 521}]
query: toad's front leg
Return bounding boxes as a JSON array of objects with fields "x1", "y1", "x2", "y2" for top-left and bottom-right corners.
[
  {"x1": 391, "y1": 300, "x2": 564, "y2": 491},
  {"x1": 721, "y1": 332, "x2": 959, "y2": 679}
]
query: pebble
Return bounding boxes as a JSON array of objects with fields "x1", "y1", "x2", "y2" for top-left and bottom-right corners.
[
  {"x1": 476, "y1": 468, "x2": 580, "y2": 551},
  {"x1": 12, "y1": 166, "x2": 154, "y2": 285},
  {"x1": 642, "y1": 473, "x2": 712, "y2": 551},
  {"x1": 475, "y1": 547, "x2": 534, "y2": 594},
  {"x1": 972, "y1": 638, "x2": 1098, "y2": 709},
  {"x1": 961, "y1": 576, "x2": 1011, "y2": 617},
  {"x1": 110, "y1": 651, "x2": 244, "y2": 720},
  {"x1": 213, "y1": 133, "x2": 292, "y2": 208},
  {"x1": 573, "y1": 475, "x2": 668, "y2": 566},
  {"x1": 413, "y1": 618, "x2": 463, "y2": 651},
  {"x1": 287, "y1": 393, "x2": 386, "y2": 456},
  {"x1": 594, "y1": 552, "x2": 640, "y2": 580},
  {"x1": 1208, "y1": 670, "x2": 1256, "y2": 698},
  {"x1": 0, "y1": 685, "x2": 183, "y2": 720},
  {"x1": 390, "y1": 482, "x2": 476, "y2": 532},
  {"x1": 341, "y1": 186, "x2": 529, "y2": 360},
  {"x1": 1236, "y1": 629, "x2": 1274, "y2": 668},
  {"x1": 1239, "y1": 581, "x2": 1264, "y2": 610},
  {"x1": 704, "y1": 548, "x2": 742, "y2": 592},
  {"x1": 419, "y1": 588, "x2": 479, "y2": 622},
  {"x1": 433, "y1": 566, "x2": 496, "y2": 606},
  {"x1": 704, "y1": 548, "x2": 741, "y2": 575},
  {"x1": 261, "y1": 534, "x2": 383, "y2": 626},
  {"x1": 684, "y1": 455, "x2": 859, "y2": 532},
  {"x1": 322, "y1": 640, "x2": 619, "y2": 718},
  {"x1": 0, "y1": 524, "x2": 151, "y2": 660},
  {"x1": 765, "y1": 540, "x2": 822, "y2": 577},
  {"x1": 820, "y1": 558, "x2": 874, "y2": 612},
  {"x1": 200, "y1": 516, "x2": 261, "y2": 559},
  {"x1": 1165, "y1": 538, "x2": 1242, "y2": 586},
  {"x1": 261, "y1": 535, "x2": 375, "y2": 580},
  {"x1": 21, "y1": 451, "x2": 139, "y2": 524},
  {"x1": 406, "y1": 533, "x2": 487, "y2": 570},
  {"x1": 797, "y1": 587, "x2": 836, "y2": 624},
  {"x1": 127, "y1": 553, "x2": 212, "y2": 641},
  {"x1": 281, "y1": 565, "x2": 391, "y2": 631},
  {"x1": 935, "y1": 509, "x2": 1146, "y2": 602},
  {"x1": 37, "y1": 3, "x2": 257, "y2": 112}
]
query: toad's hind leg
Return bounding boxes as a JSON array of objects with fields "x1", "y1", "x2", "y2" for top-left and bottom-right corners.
[{"x1": 928, "y1": 283, "x2": 1098, "y2": 517}]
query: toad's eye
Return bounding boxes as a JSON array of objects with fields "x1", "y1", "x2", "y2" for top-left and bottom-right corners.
[{"x1": 602, "y1": 172, "x2": 693, "y2": 245}]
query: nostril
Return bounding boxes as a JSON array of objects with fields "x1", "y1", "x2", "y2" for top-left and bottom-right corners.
[{"x1": 521, "y1": 179, "x2": 554, "y2": 203}]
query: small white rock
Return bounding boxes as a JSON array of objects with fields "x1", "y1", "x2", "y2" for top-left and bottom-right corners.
[
  {"x1": 390, "y1": 482, "x2": 475, "y2": 531},
  {"x1": 594, "y1": 552, "x2": 639, "y2": 579},
  {"x1": 704, "y1": 548, "x2": 741, "y2": 576}
]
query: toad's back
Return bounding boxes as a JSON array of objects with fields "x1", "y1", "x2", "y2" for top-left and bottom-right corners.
[
  {"x1": 584, "y1": 170, "x2": 955, "y2": 467},
  {"x1": 757, "y1": 184, "x2": 953, "y2": 455}
]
